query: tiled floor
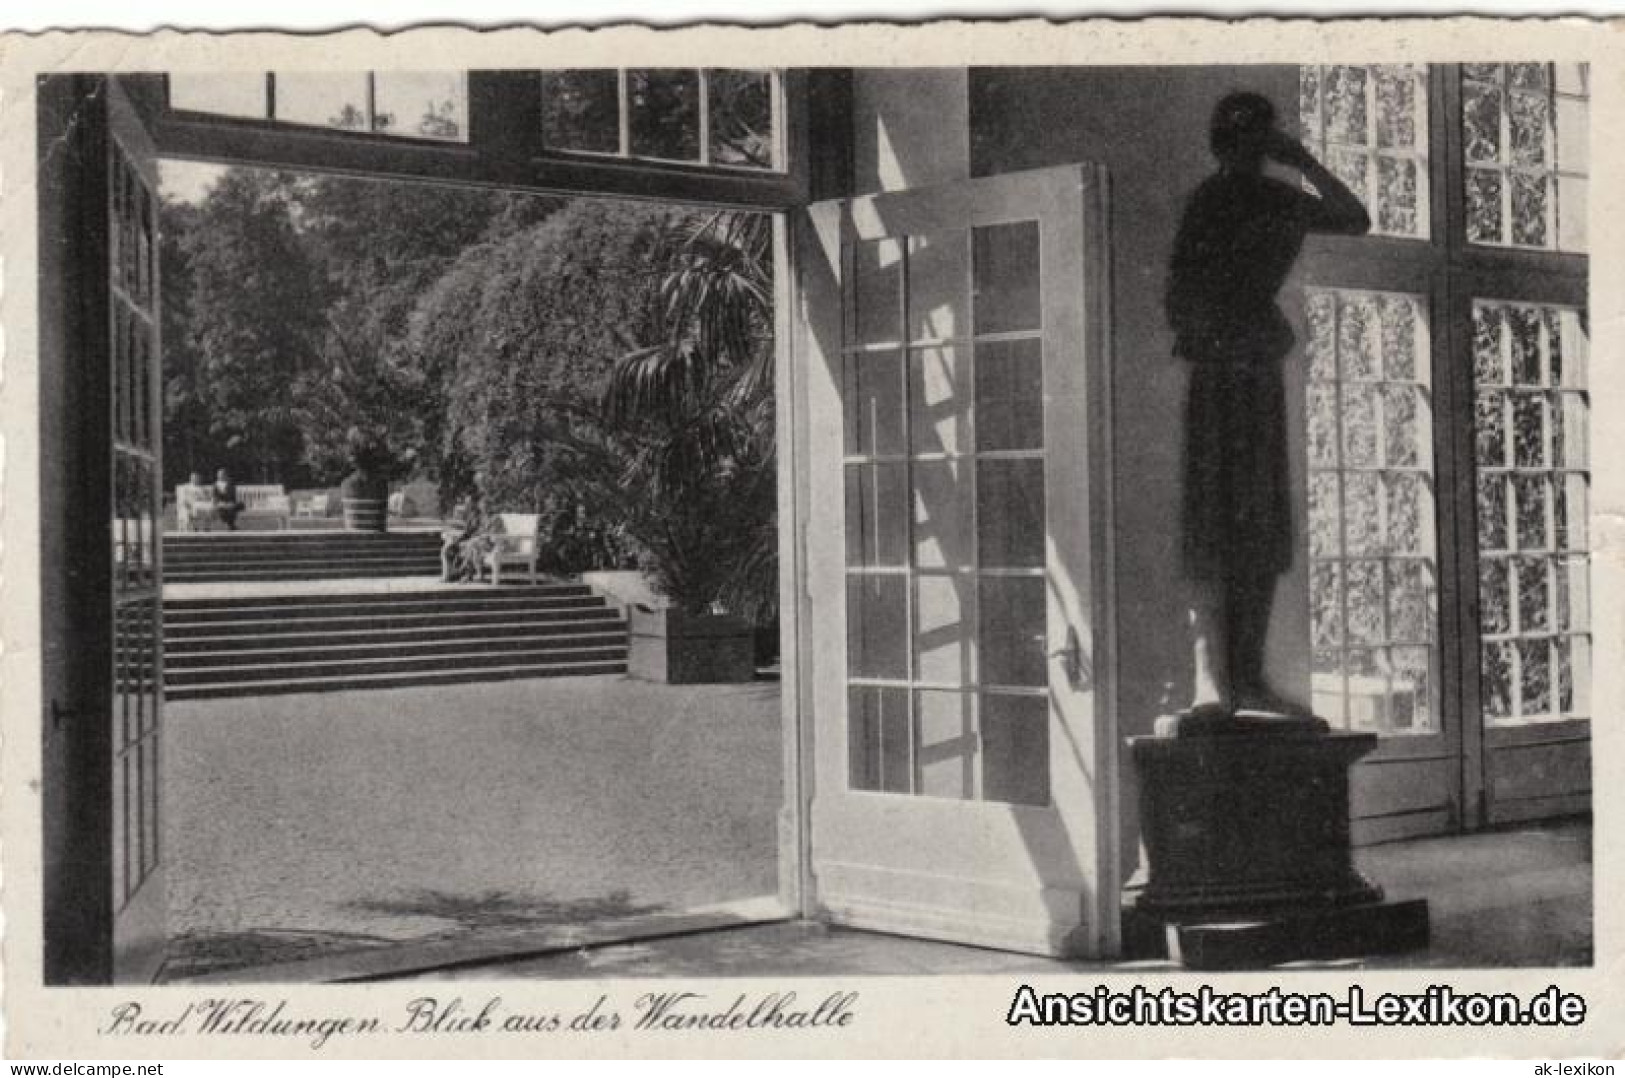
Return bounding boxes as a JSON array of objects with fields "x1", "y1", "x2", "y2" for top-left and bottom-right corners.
[{"x1": 404, "y1": 818, "x2": 1590, "y2": 980}]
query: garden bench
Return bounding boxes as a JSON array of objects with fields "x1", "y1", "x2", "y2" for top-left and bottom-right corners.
[
  {"x1": 176, "y1": 483, "x2": 291, "y2": 530},
  {"x1": 482, "y1": 512, "x2": 541, "y2": 585}
]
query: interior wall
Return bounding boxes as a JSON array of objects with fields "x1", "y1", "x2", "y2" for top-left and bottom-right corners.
[
  {"x1": 968, "y1": 67, "x2": 1308, "y2": 873},
  {"x1": 851, "y1": 69, "x2": 969, "y2": 194}
]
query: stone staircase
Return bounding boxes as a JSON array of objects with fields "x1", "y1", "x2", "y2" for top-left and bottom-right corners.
[
  {"x1": 164, "y1": 531, "x2": 443, "y2": 584},
  {"x1": 163, "y1": 585, "x2": 630, "y2": 700}
]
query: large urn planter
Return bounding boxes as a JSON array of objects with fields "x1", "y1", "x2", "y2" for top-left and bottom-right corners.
[
  {"x1": 340, "y1": 470, "x2": 388, "y2": 533},
  {"x1": 627, "y1": 606, "x2": 755, "y2": 684}
]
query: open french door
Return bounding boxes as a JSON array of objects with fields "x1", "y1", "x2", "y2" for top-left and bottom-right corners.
[
  {"x1": 40, "y1": 75, "x2": 167, "y2": 984},
  {"x1": 797, "y1": 165, "x2": 1120, "y2": 957}
]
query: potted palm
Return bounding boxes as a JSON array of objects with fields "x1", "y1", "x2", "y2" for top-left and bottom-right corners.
[
  {"x1": 297, "y1": 317, "x2": 422, "y2": 532},
  {"x1": 587, "y1": 211, "x2": 777, "y2": 684}
]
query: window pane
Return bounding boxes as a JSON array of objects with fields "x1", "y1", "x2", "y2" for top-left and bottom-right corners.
[
  {"x1": 982, "y1": 694, "x2": 1049, "y2": 806},
  {"x1": 1341, "y1": 384, "x2": 1379, "y2": 466},
  {"x1": 913, "y1": 460, "x2": 973, "y2": 569},
  {"x1": 167, "y1": 73, "x2": 267, "y2": 119},
  {"x1": 977, "y1": 458, "x2": 1045, "y2": 568},
  {"x1": 978, "y1": 577, "x2": 1046, "y2": 687},
  {"x1": 1375, "y1": 66, "x2": 1419, "y2": 148},
  {"x1": 849, "y1": 686, "x2": 910, "y2": 793},
  {"x1": 908, "y1": 231, "x2": 969, "y2": 342},
  {"x1": 915, "y1": 690, "x2": 975, "y2": 799},
  {"x1": 1384, "y1": 385, "x2": 1422, "y2": 467},
  {"x1": 1311, "y1": 561, "x2": 1344, "y2": 648},
  {"x1": 975, "y1": 338, "x2": 1044, "y2": 452},
  {"x1": 843, "y1": 350, "x2": 905, "y2": 456},
  {"x1": 372, "y1": 71, "x2": 467, "y2": 141},
  {"x1": 1464, "y1": 81, "x2": 1503, "y2": 163},
  {"x1": 909, "y1": 347, "x2": 968, "y2": 456},
  {"x1": 1467, "y1": 169, "x2": 1503, "y2": 244},
  {"x1": 849, "y1": 239, "x2": 903, "y2": 346},
  {"x1": 1511, "y1": 172, "x2": 1551, "y2": 247},
  {"x1": 1509, "y1": 90, "x2": 1551, "y2": 167},
  {"x1": 1376, "y1": 157, "x2": 1419, "y2": 236},
  {"x1": 847, "y1": 575, "x2": 908, "y2": 680},
  {"x1": 844, "y1": 463, "x2": 908, "y2": 568},
  {"x1": 1389, "y1": 560, "x2": 1435, "y2": 643},
  {"x1": 542, "y1": 70, "x2": 620, "y2": 153},
  {"x1": 972, "y1": 221, "x2": 1041, "y2": 335},
  {"x1": 274, "y1": 72, "x2": 370, "y2": 130},
  {"x1": 1558, "y1": 175, "x2": 1588, "y2": 253},
  {"x1": 707, "y1": 69, "x2": 774, "y2": 168},
  {"x1": 1324, "y1": 65, "x2": 1369, "y2": 143},
  {"x1": 1464, "y1": 63, "x2": 1587, "y2": 251},
  {"x1": 914, "y1": 575, "x2": 974, "y2": 686},
  {"x1": 1478, "y1": 475, "x2": 1509, "y2": 551},
  {"x1": 628, "y1": 69, "x2": 700, "y2": 161}
]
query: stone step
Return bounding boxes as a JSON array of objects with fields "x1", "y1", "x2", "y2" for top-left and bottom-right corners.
[
  {"x1": 166, "y1": 629, "x2": 631, "y2": 668},
  {"x1": 165, "y1": 565, "x2": 448, "y2": 584},
  {"x1": 165, "y1": 543, "x2": 443, "y2": 558},
  {"x1": 163, "y1": 583, "x2": 591, "y2": 611},
  {"x1": 164, "y1": 658, "x2": 630, "y2": 701},
  {"x1": 165, "y1": 602, "x2": 611, "y2": 635},
  {"x1": 165, "y1": 616, "x2": 622, "y2": 652},
  {"x1": 166, "y1": 642, "x2": 629, "y2": 687}
]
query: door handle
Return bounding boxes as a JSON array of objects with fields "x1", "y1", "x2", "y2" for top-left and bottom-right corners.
[{"x1": 1048, "y1": 625, "x2": 1091, "y2": 690}]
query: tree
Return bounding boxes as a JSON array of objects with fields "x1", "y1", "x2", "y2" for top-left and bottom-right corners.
[
  {"x1": 410, "y1": 198, "x2": 679, "y2": 517},
  {"x1": 173, "y1": 168, "x2": 327, "y2": 482}
]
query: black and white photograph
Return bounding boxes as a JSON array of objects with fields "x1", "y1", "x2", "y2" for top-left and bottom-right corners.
[{"x1": 2, "y1": 13, "x2": 1620, "y2": 1061}]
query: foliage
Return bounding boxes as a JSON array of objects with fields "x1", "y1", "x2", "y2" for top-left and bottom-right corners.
[
  {"x1": 294, "y1": 316, "x2": 424, "y2": 486},
  {"x1": 164, "y1": 169, "x2": 327, "y2": 483},
  {"x1": 597, "y1": 211, "x2": 778, "y2": 619},
  {"x1": 409, "y1": 199, "x2": 678, "y2": 513}
]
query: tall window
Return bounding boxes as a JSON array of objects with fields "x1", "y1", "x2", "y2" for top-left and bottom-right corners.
[
  {"x1": 1462, "y1": 63, "x2": 1589, "y2": 252},
  {"x1": 1297, "y1": 62, "x2": 1590, "y2": 751},
  {"x1": 542, "y1": 69, "x2": 782, "y2": 171},
  {"x1": 1299, "y1": 64, "x2": 1431, "y2": 239},
  {"x1": 1306, "y1": 289, "x2": 1438, "y2": 734},
  {"x1": 167, "y1": 71, "x2": 470, "y2": 142},
  {"x1": 1471, "y1": 301, "x2": 1591, "y2": 724}
]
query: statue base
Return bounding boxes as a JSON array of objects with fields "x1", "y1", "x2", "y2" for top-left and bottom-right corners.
[{"x1": 1124, "y1": 719, "x2": 1429, "y2": 968}]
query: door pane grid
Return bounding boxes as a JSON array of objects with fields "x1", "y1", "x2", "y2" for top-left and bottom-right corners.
[
  {"x1": 1306, "y1": 288, "x2": 1441, "y2": 735},
  {"x1": 109, "y1": 144, "x2": 163, "y2": 910},
  {"x1": 843, "y1": 221, "x2": 1049, "y2": 806},
  {"x1": 1471, "y1": 300, "x2": 1590, "y2": 725}
]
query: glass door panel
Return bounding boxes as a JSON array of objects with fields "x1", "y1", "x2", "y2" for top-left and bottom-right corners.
[{"x1": 806, "y1": 164, "x2": 1117, "y2": 957}]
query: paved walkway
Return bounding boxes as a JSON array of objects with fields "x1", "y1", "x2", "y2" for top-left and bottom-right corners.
[{"x1": 163, "y1": 676, "x2": 782, "y2": 980}]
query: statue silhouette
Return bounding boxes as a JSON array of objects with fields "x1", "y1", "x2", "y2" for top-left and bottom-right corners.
[{"x1": 1165, "y1": 91, "x2": 1370, "y2": 723}]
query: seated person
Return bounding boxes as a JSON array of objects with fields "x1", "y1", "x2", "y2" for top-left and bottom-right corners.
[
  {"x1": 179, "y1": 471, "x2": 214, "y2": 531},
  {"x1": 212, "y1": 468, "x2": 245, "y2": 531},
  {"x1": 439, "y1": 496, "x2": 482, "y2": 581}
]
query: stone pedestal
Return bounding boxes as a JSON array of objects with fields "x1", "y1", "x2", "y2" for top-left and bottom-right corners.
[{"x1": 1125, "y1": 722, "x2": 1429, "y2": 968}]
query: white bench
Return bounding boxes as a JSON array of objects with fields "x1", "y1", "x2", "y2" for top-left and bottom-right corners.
[
  {"x1": 481, "y1": 512, "x2": 541, "y2": 585},
  {"x1": 175, "y1": 483, "x2": 292, "y2": 530},
  {"x1": 238, "y1": 485, "x2": 292, "y2": 528}
]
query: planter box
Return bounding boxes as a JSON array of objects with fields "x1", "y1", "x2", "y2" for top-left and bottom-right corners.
[
  {"x1": 627, "y1": 606, "x2": 755, "y2": 684},
  {"x1": 342, "y1": 495, "x2": 387, "y2": 532}
]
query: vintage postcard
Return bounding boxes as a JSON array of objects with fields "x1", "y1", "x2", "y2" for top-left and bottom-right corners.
[{"x1": 1, "y1": 15, "x2": 1621, "y2": 1059}]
